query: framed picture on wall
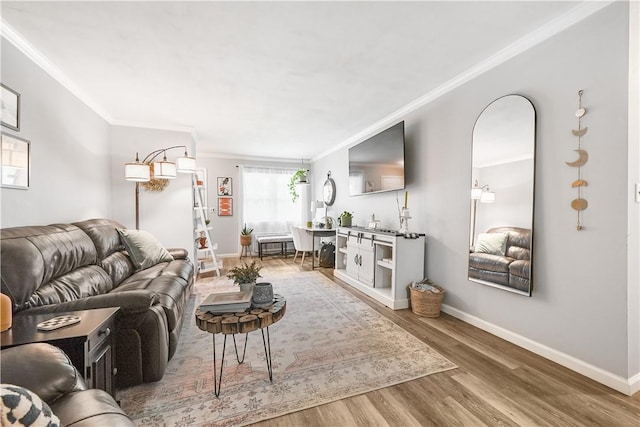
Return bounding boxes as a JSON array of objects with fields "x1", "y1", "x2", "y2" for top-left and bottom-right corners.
[
  {"x1": 218, "y1": 197, "x2": 232, "y2": 216},
  {"x1": 217, "y1": 177, "x2": 232, "y2": 196},
  {"x1": 1, "y1": 133, "x2": 30, "y2": 189},
  {"x1": 1, "y1": 84, "x2": 20, "y2": 131}
]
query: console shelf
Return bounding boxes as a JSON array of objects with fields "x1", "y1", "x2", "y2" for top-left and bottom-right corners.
[{"x1": 334, "y1": 227, "x2": 425, "y2": 309}]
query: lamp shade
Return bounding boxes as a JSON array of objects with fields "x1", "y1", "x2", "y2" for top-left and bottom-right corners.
[
  {"x1": 310, "y1": 200, "x2": 324, "y2": 213},
  {"x1": 154, "y1": 160, "x2": 177, "y2": 179},
  {"x1": 176, "y1": 156, "x2": 196, "y2": 173},
  {"x1": 481, "y1": 190, "x2": 495, "y2": 203},
  {"x1": 125, "y1": 162, "x2": 151, "y2": 182}
]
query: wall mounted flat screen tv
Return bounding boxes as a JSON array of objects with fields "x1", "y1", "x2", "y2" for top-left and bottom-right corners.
[{"x1": 348, "y1": 121, "x2": 405, "y2": 196}]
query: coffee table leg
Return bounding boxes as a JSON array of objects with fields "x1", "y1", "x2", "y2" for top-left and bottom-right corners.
[
  {"x1": 212, "y1": 334, "x2": 228, "y2": 398},
  {"x1": 232, "y1": 333, "x2": 249, "y2": 363},
  {"x1": 261, "y1": 327, "x2": 273, "y2": 382}
]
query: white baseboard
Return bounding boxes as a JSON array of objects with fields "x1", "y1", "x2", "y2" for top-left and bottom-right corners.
[{"x1": 440, "y1": 304, "x2": 639, "y2": 396}]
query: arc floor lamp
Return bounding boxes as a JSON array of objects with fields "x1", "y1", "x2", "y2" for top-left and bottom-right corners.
[{"x1": 124, "y1": 145, "x2": 196, "y2": 230}]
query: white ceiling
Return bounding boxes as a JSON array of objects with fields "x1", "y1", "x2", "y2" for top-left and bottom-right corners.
[{"x1": 1, "y1": 1, "x2": 582, "y2": 161}]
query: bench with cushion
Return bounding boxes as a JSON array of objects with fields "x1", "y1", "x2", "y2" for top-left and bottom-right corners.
[{"x1": 256, "y1": 234, "x2": 294, "y2": 260}]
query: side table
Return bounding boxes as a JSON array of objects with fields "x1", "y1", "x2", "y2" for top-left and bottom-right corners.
[
  {"x1": 195, "y1": 294, "x2": 286, "y2": 397},
  {"x1": 0, "y1": 307, "x2": 119, "y2": 398}
]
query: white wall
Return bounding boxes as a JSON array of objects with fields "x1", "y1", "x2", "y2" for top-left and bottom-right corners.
[
  {"x1": 194, "y1": 156, "x2": 304, "y2": 256},
  {"x1": 110, "y1": 126, "x2": 195, "y2": 257},
  {"x1": 0, "y1": 39, "x2": 112, "y2": 227},
  {"x1": 314, "y1": 2, "x2": 638, "y2": 390}
]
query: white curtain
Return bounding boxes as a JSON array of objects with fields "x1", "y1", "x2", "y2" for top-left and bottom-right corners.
[{"x1": 241, "y1": 166, "x2": 301, "y2": 236}]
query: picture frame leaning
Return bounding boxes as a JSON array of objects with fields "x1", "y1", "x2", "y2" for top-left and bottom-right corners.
[{"x1": 1, "y1": 84, "x2": 20, "y2": 131}]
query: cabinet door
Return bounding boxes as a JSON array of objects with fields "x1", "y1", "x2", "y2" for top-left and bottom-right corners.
[
  {"x1": 90, "y1": 343, "x2": 114, "y2": 398},
  {"x1": 358, "y1": 243, "x2": 375, "y2": 286},
  {"x1": 346, "y1": 235, "x2": 361, "y2": 278}
]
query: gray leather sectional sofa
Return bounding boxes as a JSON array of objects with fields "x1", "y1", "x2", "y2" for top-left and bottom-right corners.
[{"x1": 0, "y1": 218, "x2": 194, "y2": 388}]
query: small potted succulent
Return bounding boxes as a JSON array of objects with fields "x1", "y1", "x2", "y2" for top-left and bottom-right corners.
[
  {"x1": 339, "y1": 211, "x2": 353, "y2": 227},
  {"x1": 227, "y1": 261, "x2": 263, "y2": 293}
]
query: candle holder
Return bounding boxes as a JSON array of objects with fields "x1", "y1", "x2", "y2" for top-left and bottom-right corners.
[{"x1": 399, "y1": 208, "x2": 411, "y2": 234}]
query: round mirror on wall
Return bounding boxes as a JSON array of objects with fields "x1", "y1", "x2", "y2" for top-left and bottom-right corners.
[
  {"x1": 468, "y1": 95, "x2": 536, "y2": 296},
  {"x1": 323, "y1": 171, "x2": 336, "y2": 206}
]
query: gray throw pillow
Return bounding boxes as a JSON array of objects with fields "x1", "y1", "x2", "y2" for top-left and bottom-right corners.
[
  {"x1": 475, "y1": 232, "x2": 509, "y2": 256},
  {"x1": 117, "y1": 228, "x2": 174, "y2": 270}
]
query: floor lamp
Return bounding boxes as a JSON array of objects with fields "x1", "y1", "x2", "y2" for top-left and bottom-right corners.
[
  {"x1": 470, "y1": 180, "x2": 495, "y2": 246},
  {"x1": 124, "y1": 145, "x2": 196, "y2": 230}
]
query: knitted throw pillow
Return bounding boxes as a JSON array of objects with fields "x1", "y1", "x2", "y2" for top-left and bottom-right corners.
[{"x1": 0, "y1": 384, "x2": 61, "y2": 427}]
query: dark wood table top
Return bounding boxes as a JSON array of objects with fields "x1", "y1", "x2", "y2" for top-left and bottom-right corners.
[
  {"x1": 195, "y1": 294, "x2": 286, "y2": 335},
  {"x1": 1, "y1": 307, "x2": 119, "y2": 348}
]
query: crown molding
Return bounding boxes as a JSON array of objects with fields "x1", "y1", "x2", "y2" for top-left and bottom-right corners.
[
  {"x1": 312, "y1": 0, "x2": 615, "y2": 163},
  {"x1": 1, "y1": 19, "x2": 113, "y2": 123},
  {"x1": 196, "y1": 151, "x2": 301, "y2": 164},
  {"x1": 110, "y1": 119, "x2": 196, "y2": 135}
]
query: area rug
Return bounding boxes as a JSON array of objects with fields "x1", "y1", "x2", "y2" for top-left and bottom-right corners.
[{"x1": 118, "y1": 270, "x2": 456, "y2": 426}]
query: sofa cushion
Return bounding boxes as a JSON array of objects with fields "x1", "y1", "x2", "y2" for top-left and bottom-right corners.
[
  {"x1": 49, "y1": 389, "x2": 132, "y2": 427},
  {"x1": 100, "y1": 252, "x2": 135, "y2": 287},
  {"x1": 0, "y1": 384, "x2": 61, "y2": 427},
  {"x1": 474, "y1": 232, "x2": 508, "y2": 256},
  {"x1": 469, "y1": 253, "x2": 511, "y2": 273},
  {"x1": 25, "y1": 265, "x2": 113, "y2": 309},
  {"x1": 0, "y1": 224, "x2": 98, "y2": 311},
  {"x1": 73, "y1": 219, "x2": 126, "y2": 261},
  {"x1": 116, "y1": 229, "x2": 173, "y2": 271},
  {"x1": 114, "y1": 261, "x2": 192, "y2": 331},
  {"x1": 0, "y1": 344, "x2": 86, "y2": 404}
]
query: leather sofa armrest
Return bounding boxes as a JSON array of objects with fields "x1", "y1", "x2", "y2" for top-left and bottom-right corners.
[
  {"x1": 0, "y1": 343, "x2": 86, "y2": 404},
  {"x1": 167, "y1": 248, "x2": 188, "y2": 260},
  {"x1": 17, "y1": 290, "x2": 158, "y2": 316}
]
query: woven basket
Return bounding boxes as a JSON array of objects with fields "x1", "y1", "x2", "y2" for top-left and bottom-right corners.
[{"x1": 410, "y1": 282, "x2": 445, "y2": 318}]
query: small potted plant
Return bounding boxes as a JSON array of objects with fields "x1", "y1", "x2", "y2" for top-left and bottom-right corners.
[
  {"x1": 288, "y1": 169, "x2": 308, "y2": 203},
  {"x1": 339, "y1": 211, "x2": 353, "y2": 227},
  {"x1": 240, "y1": 223, "x2": 253, "y2": 247},
  {"x1": 227, "y1": 261, "x2": 262, "y2": 293}
]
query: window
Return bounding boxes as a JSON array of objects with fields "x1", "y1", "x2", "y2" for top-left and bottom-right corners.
[{"x1": 242, "y1": 166, "x2": 300, "y2": 235}]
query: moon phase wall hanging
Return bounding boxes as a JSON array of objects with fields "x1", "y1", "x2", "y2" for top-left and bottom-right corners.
[{"x1": 567, "y1": 90, "x2": 588, "y2": 230}]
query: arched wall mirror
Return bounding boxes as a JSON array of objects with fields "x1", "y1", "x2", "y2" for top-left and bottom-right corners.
[{"x1": 468, "y1": 95, "x2": 536, "y2": 296}]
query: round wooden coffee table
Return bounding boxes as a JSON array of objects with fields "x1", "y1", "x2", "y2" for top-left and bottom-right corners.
[{"x1": 195, "y1": 294, "x2": 286, "y2": 397}]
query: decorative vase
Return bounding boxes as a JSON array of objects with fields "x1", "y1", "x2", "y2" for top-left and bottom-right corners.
[
  {"x1": 341, "y1": 216, "x2": 352, "y2": 227},
  {"x1": 240, "y1": 235, "x2": 252, "y2": 247},
  {"x1": 198, "y1": 237, "x2": 207, "y2": 249},
  {"x1": 239, "y1": 282, "x2": 255, "y2": 294},
  {"x1": 252, "y1": 282, "x2": 273, "y2": 308},
  {"x1": 1, "y1": 293, "x2": 12, "y2": 332}
]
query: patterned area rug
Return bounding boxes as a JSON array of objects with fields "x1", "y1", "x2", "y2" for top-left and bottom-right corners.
[{"x1": 118, "y1": 270, "x2": 456, "y2": 426}]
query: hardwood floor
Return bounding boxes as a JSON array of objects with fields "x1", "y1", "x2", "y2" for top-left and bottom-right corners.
[{"x1": 221, "y1": 257, "x2": 640, "y2": 427}]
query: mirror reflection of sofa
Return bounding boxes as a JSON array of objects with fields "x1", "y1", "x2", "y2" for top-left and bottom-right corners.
[{"x1": 468, "y1": 227, "x2": 531, "y2": 292}]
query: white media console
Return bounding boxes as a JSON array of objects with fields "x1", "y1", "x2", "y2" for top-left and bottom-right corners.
[{"x1": 333, "y1": 226, "x2": 425, "y2": 309}]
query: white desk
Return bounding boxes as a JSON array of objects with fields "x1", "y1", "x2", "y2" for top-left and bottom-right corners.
[{"x1": 304, "y1": 228, "x2": 336, "y2": 269}]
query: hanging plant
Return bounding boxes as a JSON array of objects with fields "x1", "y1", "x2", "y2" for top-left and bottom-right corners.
[{"x1": 288, "y1": 169, "x2": 308, "y2": 203}]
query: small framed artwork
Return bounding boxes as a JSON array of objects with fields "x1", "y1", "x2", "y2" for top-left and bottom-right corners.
[
  {"x1": 217, "y1": 177, "x2": 232, "y2": 196},
  {"x1": 1, "y1": 133, "x2": 30, "y2": 189},
  {"x1": 1, "y1": 84, "x2": 20, "y2": 131},
  {"x1": 218, "y1": 197, "x2": 233, "y2": 216}
]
